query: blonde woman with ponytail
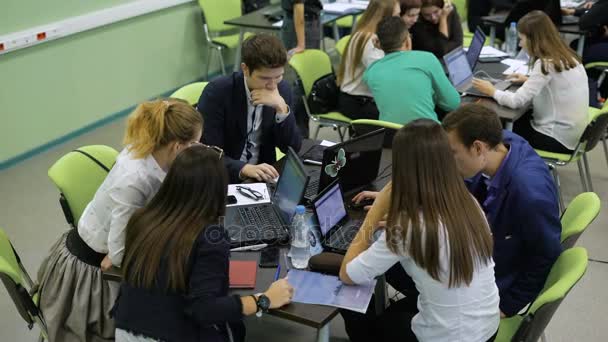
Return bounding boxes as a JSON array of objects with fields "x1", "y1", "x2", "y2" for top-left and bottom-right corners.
[{"x1": 37, "y1": 98, "x2": 203, "y2": 342}]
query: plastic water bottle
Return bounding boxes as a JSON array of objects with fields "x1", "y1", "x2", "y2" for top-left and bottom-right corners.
[
  {"x1": 290, "y1": 205, "x2": 311, "y2": 269},
  {"x1": 505, "y1": 22, "x2": 518, "y2": 57}
]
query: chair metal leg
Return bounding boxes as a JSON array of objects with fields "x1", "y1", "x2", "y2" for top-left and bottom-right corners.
[
  {"x1": 313, "y1": 124, "x2": 322, "y2": 140},
  {"x1": 582, "y1": 153, "x2": 594, "y2": 192},
  {"x1": 602, "y1": 137, "x2": 608, "y2": 169},
  {"x1": 549, "y1": 164, "x2": 564, "y2": 213},
  {"x1": 577, "y1": 159, "x2": 588, "y2": 192},
  {"x1": 336, "y1": 125, "x2": 345, "y2": 142},
  {"x1": 205, "y1": 46, "x2": 213, "y2": 80},
  {"x1": 217, "y1": 48, "x2": 226, "y2": 75}
]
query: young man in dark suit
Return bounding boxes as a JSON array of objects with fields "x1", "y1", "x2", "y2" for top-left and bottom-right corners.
[{"x1": 197, "y1": 34, "x2": 302, "y2": 183}]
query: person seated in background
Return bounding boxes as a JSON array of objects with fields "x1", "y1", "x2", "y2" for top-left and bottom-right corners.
[
  {"x1": 339, "y1": 119, "x2": 499, "y2": 342},
  {"x1": 336, "y1": 0, "x2": 400, "y2": 121},
  {"x1": 37, "y1": 99, "x2": 203, "y2": 342},
  {"x1": 442, "y1": 104, "x2": 563, "y2": 318},
  {"x1": 473, "y1": 11, "x2": 588, "y2": 154},
  {"x1": 114, "y1": 145, "x2": 294, "y2": 342},
  {"x1": 563, "y1": 0, "x2": 608, "y2": 107},
  {"x1": 410, "y1": 0, "x2": 463, "y2": 59},
  {"x1": 399, "y1": 0, "x2": 422, "y2": 30},
  {"x1": 364, "y1": 16, "x2": 460, "y2": 125},
  {"x1": 198, "y1": 34, "x2": 302, "y2": 184},
  {"x1": 467, "y1": 0, "x2": 516, "y2": 36}
]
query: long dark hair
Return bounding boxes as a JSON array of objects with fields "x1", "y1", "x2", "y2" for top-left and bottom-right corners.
[
  {"x1": 386, "y1": 119, "x2": 493, "y2": 287},
  {"x1": 122, "y1": 145, "x2": 227, "y2": 291}
]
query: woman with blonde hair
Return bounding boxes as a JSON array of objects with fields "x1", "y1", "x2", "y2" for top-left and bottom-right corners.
[
  {"x1": 37, "y1": 99, "x2": 203, "y2": 342},
  {"x1": 337, "y1": 0, "x2": 400, "y2": 120},
  {"x1": 473, "y1": 11, "x2": 588, "y2": 153}
]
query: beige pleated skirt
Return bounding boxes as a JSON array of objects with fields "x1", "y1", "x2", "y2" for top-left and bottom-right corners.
[{"x1": 37, "y1": 230, "x2": 119, "y2": 342}]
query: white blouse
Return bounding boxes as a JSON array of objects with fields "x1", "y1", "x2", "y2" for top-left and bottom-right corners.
[
  {"x1": 78, "y1": 148, "x2": 166, "y2": 266},
  {"x1": 493, "y1": 59, "x2": 588, "y2": 150},
  {"x1": 340, "y1": 32, "x2": 385, "y2": 97},
  {"x1": 347, "y1": 226, "x2": 500, "y2": 342}
]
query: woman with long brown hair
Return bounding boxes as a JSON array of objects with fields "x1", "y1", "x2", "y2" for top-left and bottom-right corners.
[
  {"x1": 113, "y1": 145, "x2": 293, "y2": 342},
  {"x1": 410, "y1": 0, "x2": 463, "y2": 59},
  {"x1": 37, "y1": 99, "x2": 203, "y2": 342},
  {"x1": 473, "y1": 11, "x2": 588, "y2": 153},
  {"x1": 339, "y1": 119, "x2": 499, "y2": 341},
  {"x1": 336, "y1": 0, "x2": 399, "y2": 121}
]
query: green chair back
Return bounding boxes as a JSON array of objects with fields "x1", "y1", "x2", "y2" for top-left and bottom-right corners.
[
  {"x1": 48, "y1": 145, "x2": 119, "y2": 228},
  {"x1": 288, "y1": 49, "x2": 333, "y2": 98},
  {"x1": 198, "y1": 0, "x2": 242, "y2": 33},
  {"x1": 497, "y1": 247, "x2": 588, "y2": 342},
  {"x1": 452, "y1": 0, "x2": 467, "y2": 24},
  {"x1": 0, "y1": 227, "x2": 47, "y2": 337},
  {"x1": 170, "y1": 82, "x2": 209, "y2": 106},
  {"x1": 335, "y1": 35, "x2": 351, "y2": 58},
  {"x1": 560, "y1": 192, "x2": 600, "y2": 248}
]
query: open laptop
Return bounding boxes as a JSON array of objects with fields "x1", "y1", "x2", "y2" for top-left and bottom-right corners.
[
  {"x1": 224, "y1": 146, "x2": 308, "y2": 247},
  {"x1": 303, "y1": 129, "x2": 385, "y2": 202},
  {"x1": 444, "y1": 47, "x2": 511, "y2": 98},
  {"x1": 466, "y1": 27, "x2": 486, "y2": 70},
  {"x1": 312, "y1": 179, "x2": 363, "y2": 254}
]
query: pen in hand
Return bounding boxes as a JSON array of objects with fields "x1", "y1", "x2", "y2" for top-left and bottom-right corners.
[{"x1": 274, "y1": 264, "x2": 282, "y2": 281}]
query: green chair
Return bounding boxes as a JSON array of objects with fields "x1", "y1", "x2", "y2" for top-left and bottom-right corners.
[
  {"x1": 335, "y1": 35, "x2": 351, "y2": 58},
  {"x1": 289, "y1": 49, "x2": 353, "y2": 141},
  {"x1": 170, "y1": 82, "x2": 209, "y2": 106},
  {"x1": 48, "y1": 145, "x2": 119, "y2": 229},
  {"x1": 198, "y1": 0, "x2": 252, "y2": 77},
  {"x1": 536, "y1": 111, "x2": 608, "y2": 211},
  {"x1": 560, "y1": 192, "x2": 601, "y2": 249},
  {"x1": 0, "y1": 228, "x2": 47, "y2": 341},
  {"x1": 495, "y1": 247, "x2": 588, "y2": 342},
  {"x1": 351, "y1": 119, "x2": 403, "y2": 148}
]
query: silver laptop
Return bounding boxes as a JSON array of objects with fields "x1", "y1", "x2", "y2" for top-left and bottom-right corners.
[{"x1": 443, "y1": 47, "x2": 511, "y2": 98}]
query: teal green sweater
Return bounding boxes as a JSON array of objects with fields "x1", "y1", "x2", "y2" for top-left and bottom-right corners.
[{"x1": 363, "y1": 50, "x2": 461, "y2": 125}]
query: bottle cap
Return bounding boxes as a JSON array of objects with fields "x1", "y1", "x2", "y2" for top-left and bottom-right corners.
[{"x1": 295, "y1": 205, "x2": 306, "y2": 214}]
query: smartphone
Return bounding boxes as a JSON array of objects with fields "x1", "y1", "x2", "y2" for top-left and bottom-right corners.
[
  {"x1": 227, "y1": 195, "x2": 237, "y2": 205},
  {"x1": 259, "y1": 247, "x2": 279, "y2": 268}
]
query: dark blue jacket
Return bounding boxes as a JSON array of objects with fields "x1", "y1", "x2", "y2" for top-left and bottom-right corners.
[
  {"x1": 467, "y1": 131, "x2": 562, "y2": 316},
  {"x1": 197, "y1": 72, "x2": 302, "y2": 183},
  {"x1": 114, "y1": 225, "x2": 245, "y2": 342}
]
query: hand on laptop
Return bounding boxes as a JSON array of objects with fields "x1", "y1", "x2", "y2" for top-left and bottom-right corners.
[
  {"x1": 241, "y1": 163, "x2": 279, "y2": 182},
  {"x1": 352, "y1": 191, "x2": 379, "y2": 211},
  {"x1": 264, "y1": 278, "x2": 294, "y2": 309},
  {"x1": 472, "y1": 78, "x2": 496, "y2": 96},
  {"x1": 506, "y1": 73, "x2": 528, "y2": 84}
]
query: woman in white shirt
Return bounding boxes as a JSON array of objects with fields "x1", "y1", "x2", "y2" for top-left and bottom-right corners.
[
  {"x1": 37, "y1": 99, "x2": 203, "y2": 342},
  {"x1": 336, "y1": 0, "x2": 399, "y2": 120},
  {"x1": 339, "y1": 119, "x2": 500, "y2": 342},
  {"x1": 473, "y1": 11, "x2": 588, "y2": 153}
]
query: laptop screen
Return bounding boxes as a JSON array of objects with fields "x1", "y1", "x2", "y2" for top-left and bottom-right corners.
[
  {"x1": 313, "y1": 181, "x2": 347, "y2": 237},
  {"x1": 274, "y1": 148, "x2": 308, "y2": 225},
  {"x1": 466, "y1": 28, "x2": 486, "y2": 70},
  {"x1": 444, "y1": 48, "x2": 473, "y2": 89}
]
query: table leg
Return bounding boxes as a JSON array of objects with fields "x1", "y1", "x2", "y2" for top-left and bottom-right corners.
[
  {"x1": 489, "y1": 25, "x2": 496, "y2": 47},
  {"x1": 505, "y1": 121, "x2": 514, "y2": 131},
  {"x1": 316, "y1": 323, "x2": 330, "y2": 342},
  {"x1": 576, "y1": 34, "x2": 586, "y2": 57},
  {"x1": 233, "y1": 29, "x2": 245, "y2": 72}
]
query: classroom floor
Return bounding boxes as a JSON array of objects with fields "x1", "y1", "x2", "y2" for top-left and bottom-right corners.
[{"x1": 1, "y1": 115, "x2": 608, "y2": 341}]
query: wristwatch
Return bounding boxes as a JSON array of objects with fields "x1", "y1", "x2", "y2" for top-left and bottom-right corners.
[{"x1": 251, "y1": 294, "x2": 270, "y2": 317}]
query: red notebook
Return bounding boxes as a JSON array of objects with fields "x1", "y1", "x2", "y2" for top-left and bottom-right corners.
[{"x1": 229, "y1": 260, "x2": 257, "y2": 289}]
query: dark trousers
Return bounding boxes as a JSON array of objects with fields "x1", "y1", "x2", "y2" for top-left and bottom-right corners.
[
  {"x1": 513, "y1": 112, "x2": 573, "y2": 153},
  {"x1": 338, "y1": 92, "x2": 380, "y2": 121}
]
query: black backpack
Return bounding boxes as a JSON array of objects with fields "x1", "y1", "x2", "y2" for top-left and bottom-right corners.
[{"x1": 308, "y1": 73, "x2": 340, "y2": 114}]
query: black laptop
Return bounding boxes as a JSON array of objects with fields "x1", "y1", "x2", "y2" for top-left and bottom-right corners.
[
  {"x1": 311, "y1": 179, "x2": 363, "y2": 254},
  {"x1": 303, "y1": 129, "x2": 385, "y2": 202},
  {"x1": 224, "y1": 146, "x2": 308, "y2": 247},
  {"x1": 467, "y1": 27, "x2": 486, "y2": 70}
]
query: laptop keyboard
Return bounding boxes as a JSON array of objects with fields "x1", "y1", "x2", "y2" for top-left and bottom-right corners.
[
  {"x1": 235, "y1": 206, "x2": 287, "y2": 243},
  {"x1": 494, "y1": 80, "x2": 511, "y2": 91},
  {"x1": 327, "y1": 220, "x2": 362, "y2": 251},
  {"x1": 305, "y1": 178, "x2": 320, "y2": 199}
]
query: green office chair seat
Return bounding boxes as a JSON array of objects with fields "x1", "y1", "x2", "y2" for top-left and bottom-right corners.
[
  {"x1": 535, "y1": 150, "x2": 577, "y2": 162},
  {"x1": 495, "y1": 247, "x2": 589, "y2": 342},
  {"x1": 316, "y1": 112, "x2": 352, "y2": 123},
  {"x1": 335, "y1": 35, "x2": 351, "y2": 58},
  {"x1": 170, "y1": 82, "x2": 209, "y2": 106},
  {"x1": 48, "y1": 145, "x2": 119, "y2": 228},
  {"x1": 560, "y1": 192, "x2": 600, "y2": 248},
  {"x1": 212, "y1": 32, "x2": 253, "y2": 49},
  {"x1": 0, "y1": 228, "x2": 48, "y2": 340}
]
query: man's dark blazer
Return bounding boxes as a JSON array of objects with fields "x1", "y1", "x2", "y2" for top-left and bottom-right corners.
[{"x1": 197, "y1": 71, "x2": 302, "y2": 183}]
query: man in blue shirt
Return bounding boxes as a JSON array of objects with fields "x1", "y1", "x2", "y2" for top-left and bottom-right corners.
[{"x1": 442, "y1": 104, "x2": 562, "y2": 317}]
